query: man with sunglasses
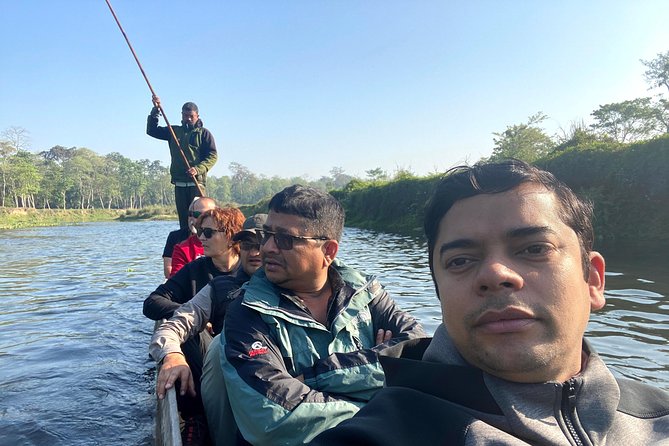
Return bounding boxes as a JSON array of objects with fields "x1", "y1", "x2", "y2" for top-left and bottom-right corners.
[
  {"x1": 204, "y1": 185, "x2": 425, "y2": 446},
  {"x1": 168, "y1": 197, "x2": 218, "y2": 278}
]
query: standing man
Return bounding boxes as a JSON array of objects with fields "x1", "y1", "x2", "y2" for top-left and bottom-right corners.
[
  {"x1": 205, "y1": 185, "x2": 425, "y2": 445},
  {"x1": 313, "y1": 160, "x2": 669, "y2": 445},
  {"x1": 147, "y1": 95, "x2": 218, "y2": 230}
]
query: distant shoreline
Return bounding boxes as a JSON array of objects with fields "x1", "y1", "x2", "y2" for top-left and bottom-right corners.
[{"x1": 0, "y1": 207, "x2": 176, "y2": 230}]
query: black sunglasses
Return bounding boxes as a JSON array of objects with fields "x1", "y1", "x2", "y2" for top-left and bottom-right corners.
[
  {"x1": 239, "y1": 240, "x2": 261, "y2": 251},
  {"x1": 188, "y1": 210, "x2": 203, "y2": 218},
  {"x1": 260, "y1": 229, "x2": 328, "y2": 250},
  {"x1": 197, "y1": 227, "x2": 224, "y2": 239}
]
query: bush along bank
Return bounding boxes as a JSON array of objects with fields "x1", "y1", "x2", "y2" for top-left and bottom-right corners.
[{"x1": 332, "y1": 135, "x2": 669, "y2": 245}]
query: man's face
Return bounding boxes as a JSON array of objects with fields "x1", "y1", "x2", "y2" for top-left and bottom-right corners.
[
  {"x1": 188, "y1": 200, "x2": 215, "y2": 233},
  {"x1": 239, "y1": 234, "x2": 262, "y2": 276},
  {"x1": 261, "y1": 211, "x2": 328, "y2": 292},
  {"x1": 432, "y1": 183, "x2": 605, "y2": 383},
  {"x1": 182, "y1": 110, "x2": 199, "y2": 127}
]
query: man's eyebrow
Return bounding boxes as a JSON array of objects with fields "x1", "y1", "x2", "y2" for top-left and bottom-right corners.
[
  {"x1": 438, "y1": 226, "x2": 556, "y2": 255},
  {"x1": 262, "y1": 224, "x2": 292, "y2": 234},
  {"x1": 506, "y1": 226, "x2": 556, "y2": 239},
  {"x1": 439, "y1": 239, "x2": 478, "y2": 255}
]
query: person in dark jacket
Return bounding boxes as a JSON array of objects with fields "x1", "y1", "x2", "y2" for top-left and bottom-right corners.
[
  {"x1": 312, "y1": 160, "x2": 669, "y2": 445},
  {"x1": 147, "y1": 95, "x2": 218, "y2": 230}
]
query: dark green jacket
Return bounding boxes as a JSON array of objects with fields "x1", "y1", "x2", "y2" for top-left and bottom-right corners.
[
  {"x1": 221, "y1": 259, "x2": 426, "y2": 445},
  {"x1": 147, "y1": 107, "x2": 218, "y2": 184}
]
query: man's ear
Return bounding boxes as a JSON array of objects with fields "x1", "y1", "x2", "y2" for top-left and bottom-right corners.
[
  {"x1": 322, "y1": 240, "x2": 339, "y2": 266},
  {"x1": 588, "y1": 251, "x2": 606, "y2": 311}
]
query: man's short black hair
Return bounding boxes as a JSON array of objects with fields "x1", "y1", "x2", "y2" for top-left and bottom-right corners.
[
  {"x1": 268, "y1": 185, "x2": 345, "y2": 241},
  {"x1": 182, "y1": 102, "x2": 199, "y2": 113}
]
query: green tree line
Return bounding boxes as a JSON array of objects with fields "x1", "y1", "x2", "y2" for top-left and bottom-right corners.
[{"x1": 0, "y1": 132, "x2": 360, "y2": 210}]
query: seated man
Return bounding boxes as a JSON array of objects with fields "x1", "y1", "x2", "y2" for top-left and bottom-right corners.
[
  {"x1": 205, "y1": 185, "x2": 426, "y2": 445},
  {"x1": 162, "y1": 229, "x2": 189, "y2": 279},
  {"x1": 170, "y1": 196, "x2": 218, "y2": 277},
  {"x1": 313, "y1": 159, "x2": 669, "y2": 445}
]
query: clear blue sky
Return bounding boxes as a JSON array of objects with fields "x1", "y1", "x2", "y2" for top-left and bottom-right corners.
[{"x1": 1, "y1": 1, "x2": 668, "y2": 180}]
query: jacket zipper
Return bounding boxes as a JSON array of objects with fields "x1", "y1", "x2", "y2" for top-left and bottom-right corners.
[{"x1": 561, "y1": 379, "x2": 585, "y2": 446}]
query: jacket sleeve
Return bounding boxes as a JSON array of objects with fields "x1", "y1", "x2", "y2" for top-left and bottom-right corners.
[
  {"x1": 367, "y1": 282, "x2": 426, "y2": 349},
  {"x1": 142, "y1": 266, "x2": 192, "y2": 320},
  {"x1": 146, "y1": 107, "x2": 171, "y2": 140},
  {"x1": 193, "y1": 128, "x2": 217, "y2": 175},
  {"x1": 296, "y1": 280, "x2": 422, "y2": 400},
  {"x1": 169, "y1": 243, "x2": 189, "y2": 278},
  {"x1": 220, "y1": 299, "x2": 364, "y2": 446},
  {"x1": 149, "y1": 284, "x2": 213, "y2": 362}
]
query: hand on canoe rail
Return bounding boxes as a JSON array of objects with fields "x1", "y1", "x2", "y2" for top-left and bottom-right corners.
[{"x1": 157, "y1": 352, "x2": 196, "y2": 400}]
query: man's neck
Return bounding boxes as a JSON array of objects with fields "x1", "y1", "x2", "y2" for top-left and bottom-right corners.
[{"x1": 294, "y1": 278, "x2": 333, "y2": 325}]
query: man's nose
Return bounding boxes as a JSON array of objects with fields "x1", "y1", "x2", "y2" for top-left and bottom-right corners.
[
  {"x1": 261, "y1": 235, "x2": 279, "y2": 254},
  {"x1": 475, "y1": 258, "x2": 523, "y2": 294}
]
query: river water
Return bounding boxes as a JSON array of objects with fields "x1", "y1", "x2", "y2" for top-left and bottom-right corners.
[{"x1": 0, "y1": 221, "x2": 667, "y2": 445}]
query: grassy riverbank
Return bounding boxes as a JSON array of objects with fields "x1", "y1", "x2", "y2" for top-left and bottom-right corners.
[{"x1": 0, "y1": 206, "x2": 176, "y2": 230}]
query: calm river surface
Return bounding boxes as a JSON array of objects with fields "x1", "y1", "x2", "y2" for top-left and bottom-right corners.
[{"x1": 0, "y1": 221, "x2": 667, "y2": 445}]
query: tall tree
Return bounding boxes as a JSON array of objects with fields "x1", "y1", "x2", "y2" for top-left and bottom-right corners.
[
  {"x1": 491, "y1": 112, "x2": 554, "y2": 162},
  {"x1": 1, "y1": 126, "x2": 31, "y2": 152},
  {"x1": 651, "y1": 98, "x2": 669, "y2": 134},
  {"x1": 329, "y1": 167, "x2": 355, "y2": 190},
  {"x1": 365, "y1": 167, "x2": 388, "y2": 181},
  {"x1": 590, "y1": 97, "x2": 661, "y2": 143},
  {"x1": 229, "y1": 162, "x2": 259, "y2": 204},
  {"x1": 0, "y1": 141, "x2": 15, "y2": 207},
  {"x1": 641, "y1": 51, "x2": 669, "y2": 94},
  {"x1": 7, "y1": 150, "x2": 41, "y2": 207}
]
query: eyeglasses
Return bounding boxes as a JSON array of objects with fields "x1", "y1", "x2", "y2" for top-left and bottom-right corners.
[
  {"x1": 239, "y1": 240, "x2": 261, "y2": 251},
  {"x1": 197, "y1": 227, "x2": 224, "y2": 239},
  {"x1": 188, "y1": 211, "x2": 203, "y2": 218},
  {"x1": 260, "y1": 229, "x2": 328, "y2": 250}
]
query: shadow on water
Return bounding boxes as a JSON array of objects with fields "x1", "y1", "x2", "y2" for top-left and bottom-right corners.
[{"x1": 0, "y1": 222, "x2": 667, "y2": 444}]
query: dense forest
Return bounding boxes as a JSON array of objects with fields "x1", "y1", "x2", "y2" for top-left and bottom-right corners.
[{"x1": 1, "y1": 52, "x2": 667, "y2": 242}]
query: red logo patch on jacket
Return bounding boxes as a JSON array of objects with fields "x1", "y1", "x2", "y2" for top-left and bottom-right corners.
[{"x1": 248, "y1": 340, "x2": 269, "y2": 357}]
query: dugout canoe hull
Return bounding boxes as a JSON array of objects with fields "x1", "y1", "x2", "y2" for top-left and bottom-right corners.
[
  {"x1": 156, "y1": 386, "x2": 181, "y2": 446},
  {"x1": 153, "y1": 319, "x2": 182, "y2": 446}
]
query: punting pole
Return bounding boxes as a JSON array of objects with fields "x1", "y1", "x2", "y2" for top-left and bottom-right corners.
[{"x1": 104, "y1": 0, "x2": 205, "y2": 196}]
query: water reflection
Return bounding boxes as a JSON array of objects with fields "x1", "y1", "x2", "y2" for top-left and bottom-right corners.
[{"x1": 0, "y1": 222, "x2": 666, "y2": 445}]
